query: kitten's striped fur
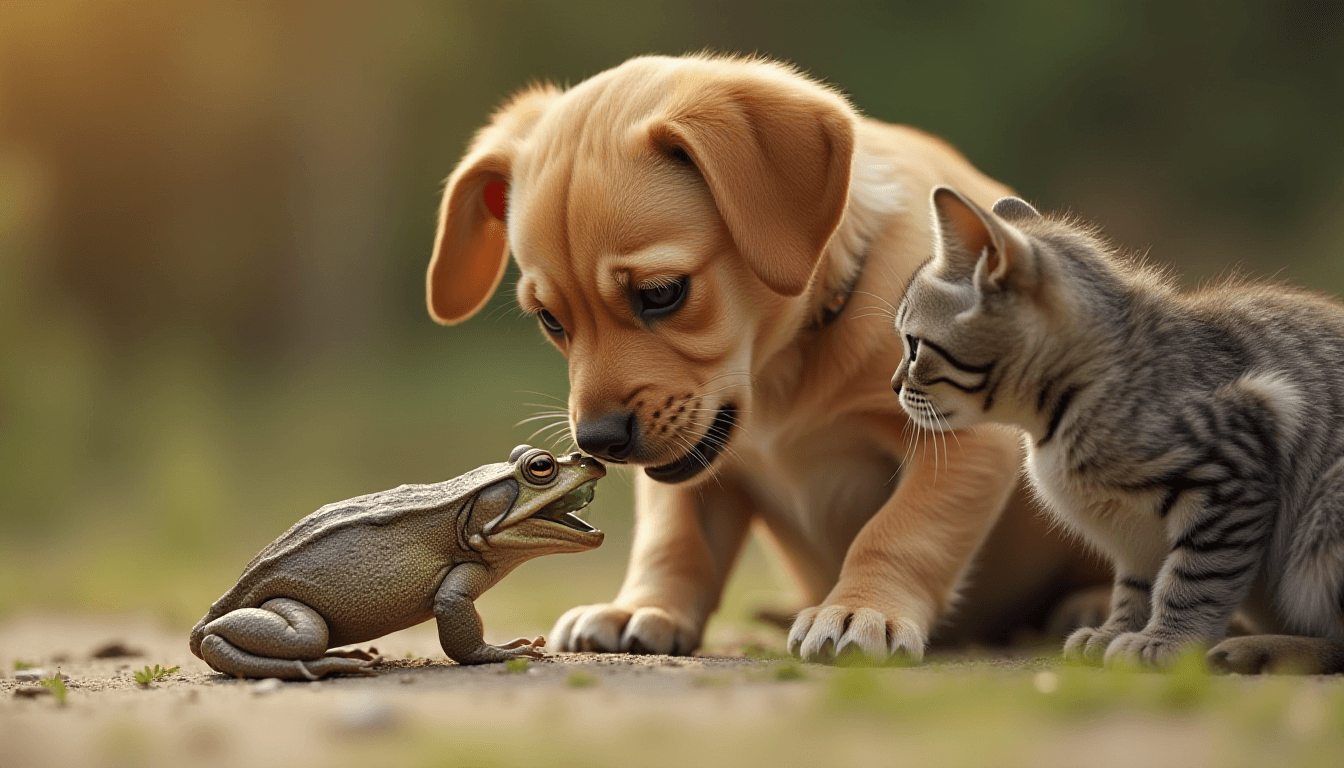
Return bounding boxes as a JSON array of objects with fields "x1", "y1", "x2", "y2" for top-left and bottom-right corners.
[{"x1": 892, "y1": 186, "x2": 1344, "y2": 671}]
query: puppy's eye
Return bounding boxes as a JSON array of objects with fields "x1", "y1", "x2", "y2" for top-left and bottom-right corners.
[
  {"x1": 636, "y1": 276, "x2": 689, "y2": 320},
  {"x1": 537, "y1": 309, "x2": 565, "y2": 337},
  {"x1": 906, "y1": 335, "x2": 921, "y2": 359}
]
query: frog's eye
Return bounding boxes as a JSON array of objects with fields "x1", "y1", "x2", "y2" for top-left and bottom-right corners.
[{"x1": 523, "y1": 452, "x2": 557, "y2": 485}]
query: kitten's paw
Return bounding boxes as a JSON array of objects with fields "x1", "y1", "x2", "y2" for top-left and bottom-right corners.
[
  {"x1": 549, "y1": 603, "x2": 700, "y2": 655},
  {"x1": 1104, "y1": 632, "x2": 1200, "y2": 669},
  {"x1": 1063, "y1": 626, "x2": 1115, "y2": 665},
  {"x1": 787, "y1": 605, "x2": 925, "y2": 665},
  {"x1": 1208, "y1": 635, "x2": 1344, "y2": 675}
]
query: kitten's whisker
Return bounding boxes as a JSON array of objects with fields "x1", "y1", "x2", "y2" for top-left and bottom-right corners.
[{"x1": 851, "y1": 290, "x2": 897, "y2": 312}]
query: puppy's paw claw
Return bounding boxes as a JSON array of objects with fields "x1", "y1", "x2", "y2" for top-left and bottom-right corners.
[
  {"x1": 787, "y1": 605, "x2": 924, "y2": 665},
  {"x1": 550, "y1": 603, "x2": 699, "y2": 655}
]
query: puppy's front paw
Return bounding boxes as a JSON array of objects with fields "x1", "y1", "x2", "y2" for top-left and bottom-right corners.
[
  {"x1": 549, "y1": 603, "x2": 700, "y2": 656},
  {"x1": 787, "y1": 605, "x2": 925, "y2": 665},
  {"x1": 1104, "y1": 631, "x2": 1200, "y2": 669},
  {"x1": 1063, "y1": 626, "x2": 1115, "y2": 665}
]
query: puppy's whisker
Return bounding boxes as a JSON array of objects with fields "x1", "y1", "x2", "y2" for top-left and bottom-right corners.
[
  {"x1": 670, "y1": 432, "x2": 723, "y2": 490},
  {"x1": 527, "y1": 419, "x2": 572, "y2": 442},
  {"x1": 700, "y1": 370, "x2": 758, "y2": 385},
  {"x1": 683, "y1": 416, "x2": 752, "y2": 442},
  {"x1": 482, "y1": 297, "x2": 518, "y2": 322},
  {"x1": 694, "y1": 384, "x2": 750, "y2": 398},
  {"x1": 680, "y1": 421, "x2": 745, "y2": 464},
  {"x1": 517, "y1": 390, "x2": 567, "y2": 404},
  {"x1": 533, "y1": 420, "x2": 573, "y2": 439},
  {"x1": 515, "y1": 412, "x2": 569, "y2": 427}
]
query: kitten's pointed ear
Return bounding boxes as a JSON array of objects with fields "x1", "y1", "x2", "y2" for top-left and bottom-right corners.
[
  {"x1": 427, "y1": 85, "x2": 559, "y2": 325},
  {"x1": 930, "y1": 186, "x2": 1035, "y2": 291},
  {"x1": 990, "y1": 196, "x2": 1041, "y2": 222}
]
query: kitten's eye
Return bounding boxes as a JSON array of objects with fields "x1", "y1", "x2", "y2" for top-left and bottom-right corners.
[
  {"x1": 636, "y1": 276, "x2": 689, "y2": 320},
  {"x1": 537, "y1": 309, "x2": 565, "y2": 337},
  {"x1": 906, "y1": 335, "x2": 921, "y2": 359}
]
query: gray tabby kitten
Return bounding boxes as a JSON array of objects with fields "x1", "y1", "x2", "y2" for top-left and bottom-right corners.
[{"x1": 891, "y1": 185, "x2": 1344, "y2": 672}]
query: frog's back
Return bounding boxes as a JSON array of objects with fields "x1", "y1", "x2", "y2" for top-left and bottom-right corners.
[{"x1": 190, "y1": 463, "x2": 510, "y2": 652}]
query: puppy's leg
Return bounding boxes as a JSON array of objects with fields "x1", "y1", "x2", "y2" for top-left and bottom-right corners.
[
  {"x1": 789, "y1": 427, "x2": 1019, "y2": 663},
  {"x1": 550, "y1": 474, "x2": 753, "y2": 655}
]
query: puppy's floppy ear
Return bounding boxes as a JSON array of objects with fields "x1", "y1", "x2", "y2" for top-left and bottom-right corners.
[
  {"x1": 649, "y1": 66, "x2": 856, "y2": 296},
  {"x1": 427, "y1": 85, "x2": 558, "y2": 325},
  {"x1": 930, "y1": 186, "x2": 1036, "y2": 291}
]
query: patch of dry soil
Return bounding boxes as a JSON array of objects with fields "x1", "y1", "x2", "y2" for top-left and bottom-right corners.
[{"x1": 0, "y1": 613, "x2": 819, "y2": 768}]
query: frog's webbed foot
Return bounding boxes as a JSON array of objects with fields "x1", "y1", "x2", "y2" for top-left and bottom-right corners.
[
  {"x1": 302, "y1": 654, "x2": 380, "y2": 678},
  {"x1": 456, "y1": 637, "x2": 547, "y2": 665},
  {"x1": 200, "y1": 635, "x2": 379, "y2": 680},
  {"x1": 325, "y1": 645, "x2": 380, "y2": 662}
]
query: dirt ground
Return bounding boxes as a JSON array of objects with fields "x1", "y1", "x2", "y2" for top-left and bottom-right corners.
[{"x1": 4, "y1": 613, "x2": 1344, "y2": 768}]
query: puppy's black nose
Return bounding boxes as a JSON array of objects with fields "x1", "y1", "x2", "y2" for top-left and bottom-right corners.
[{"x1": 575, "y1": 412, "x2": 638, "y2": 461}]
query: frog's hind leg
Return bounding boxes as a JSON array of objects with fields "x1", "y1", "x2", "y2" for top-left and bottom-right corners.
[
  {"x1": 199, "y1": 635, "x2": 377, "y2": 680},
  {"x1": 197, "y1": 597, "x2": 378, "y2": 679}
]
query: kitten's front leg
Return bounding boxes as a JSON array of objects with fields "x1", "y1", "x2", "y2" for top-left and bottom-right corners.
[{"x1": 1064, "y1": 575, "x2": 1153, "y2": 665}]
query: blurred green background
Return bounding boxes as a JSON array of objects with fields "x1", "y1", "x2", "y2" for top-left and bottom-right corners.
[{"x1": 2, "y1": 0, "x2": 1342, "y2": 640}]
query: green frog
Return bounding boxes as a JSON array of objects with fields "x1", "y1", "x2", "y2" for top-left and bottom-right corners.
[{"x1": 189, "y1": 446, "x2": 605, "y2": 679}]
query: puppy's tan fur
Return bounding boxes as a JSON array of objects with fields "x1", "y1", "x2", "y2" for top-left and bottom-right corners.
[{"x1": 429, "y1": 55, "x2": 1096, "y2": 659}]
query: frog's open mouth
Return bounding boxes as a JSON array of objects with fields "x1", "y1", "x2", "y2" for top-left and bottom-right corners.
[{"x1": 532, "y1": 480, "x2": 599, "y2": 533}]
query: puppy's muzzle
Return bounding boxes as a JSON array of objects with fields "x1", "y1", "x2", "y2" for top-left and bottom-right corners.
[{"x1": 575, "y1": 412, "x2": 639, "y2": 463}]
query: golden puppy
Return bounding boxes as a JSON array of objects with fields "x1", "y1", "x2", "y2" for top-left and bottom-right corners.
[{"x1": 428, "y1": 54, "x2": 1098, "y2": 661}]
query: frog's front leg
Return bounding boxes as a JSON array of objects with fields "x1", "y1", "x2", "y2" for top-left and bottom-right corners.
[
  {"x1": 198, "y1": 597, "x2": 378, "y2": 680},
  {"x1": 435, "y1": 562, "x2": 545, "y2": 664}
]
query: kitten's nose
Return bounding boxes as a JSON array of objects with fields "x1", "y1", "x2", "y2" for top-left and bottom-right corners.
[
  {"x1": 891, "y1": 371, "x2": 904, "y2": 394},
  {"x1": 575, "y1": 412, "x2": 638, "y2": 462}
]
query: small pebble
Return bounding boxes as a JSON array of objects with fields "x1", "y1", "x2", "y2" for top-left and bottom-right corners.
[
  {"x1": 91, "y1": 641, "x2": 142, "y2": 659},
  {"x1": 251, "y1": 678, "x2": 283, "y2": 696},
  {"x1": 14, "y1": 669, "x2": 45, "y2": 682},
  {"x1": 399, "y1": 675, "x2": 415, "y2": 685}
]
